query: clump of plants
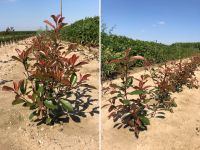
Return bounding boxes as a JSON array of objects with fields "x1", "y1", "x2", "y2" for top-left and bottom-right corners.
[
  {"x1": 149, "y1": 64, "x2": 177, "y2": 114},
  {"x1": 149, "y1": 58, "x2": 200, "y2": 115},
  {"x1": 2, "y1": 14, "x2": 93, "y2": 125},
  {"x1": 108, "y1": 48, "x2": 151, "y2": 138},
  {"x1": 169, "y1": 59, "x2": 198, "y2": 92}
]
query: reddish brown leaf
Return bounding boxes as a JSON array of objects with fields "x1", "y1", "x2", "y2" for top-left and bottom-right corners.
[
  {"x1": 109, "y1": 59, "x2": 123, "y2": 64},
  {"x1": 75, "y1": 61, "x2": 88, "y2": 67},
  {"x1": 80, "y1": 74, "x2": 91, "y2": 82},
  {"x1": 13, "y1": 81, "x2": 19, "y2": 92},
  {"x1": 129, "y1": 56, "x2": 145, "y2": 62},
  {"x1": 44, "y1": 20, "x2": 55, "y2": 29},
  {"x1": 70, "y1": 54, "x2": 79, "y2": 65},
  {"x1": 2, "y1": 86, "x2": 14, "y2": 92}
]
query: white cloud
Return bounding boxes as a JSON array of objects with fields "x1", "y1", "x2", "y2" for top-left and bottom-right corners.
[
  {"x1": 152, "y1": 21, "x2": 166, "y2": 27},
  {"x1": 158, "y1": 21, "x2": 166, "y2": 25}
]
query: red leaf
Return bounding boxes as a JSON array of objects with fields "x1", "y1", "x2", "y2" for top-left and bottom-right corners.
[
  {"x1": 129, "y1": 56, "x2": 145, "y2": 62},
  {"x1": 110, "y1": 83, "x2": 118, "y2": 88},
  {"x1": 109, "y1": 59, "x2": 123, "y2": 64},
  {"x1": 13, "y1": 81, "x2": 19, "y2": 92},
  {"x1": 2, "y1": 86, "x2": 14, "y2": 92},
  {"x1": 108, "y1": 112, "x2": 116, "y2": 119},
  {"x1": 44, "y1": 20, "x2": 55, "y2": 29},
  {"x1": 68, "y1": 43, "x2": 78, "y2": 51},
  {"x1": 110, "y1": 90, "x2": 118, "y2": 94},
  {"x1": 51, "y1": 14, "x2": 61, "y2": 24},
  {"x1": 61, "y1": 78, "x2": 71, "y2": 86},
  {"x1": 70, "y1": 54, "x2": 79, "y2": 65},
  {"x1": 15, "y1": 49, "x2": 22, "y2": 56},
  {"x1": 80, "y1": 74, "x2": 91, "y2": 82},
  {"x1": 58, "y1": 17, "x2": 65, "y2": 24},
  {"x1": 75, "y1": 61, "x2": 88, "y2": 67}
]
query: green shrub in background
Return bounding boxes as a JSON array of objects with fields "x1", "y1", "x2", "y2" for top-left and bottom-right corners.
[
  {"x1": 101, "y1": 32, "x2": 200, "y2": 79},
  {"x1": 61, "y1": 16, "x2": 99, "y2": 47}
]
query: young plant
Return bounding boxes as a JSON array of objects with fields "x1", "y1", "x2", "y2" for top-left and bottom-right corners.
[
  {"x1": 149, "y1": 63, "x2": 177, "y2": 114},
  {"x1": 108, "y1": 48, "x2": 150, "y2": 138},
  {"x1": 2, "y1": 14, "x2": 93, "y2": 125},
  {"x1": 169, "y1": 59, "x2": 199, "y2": 92}
]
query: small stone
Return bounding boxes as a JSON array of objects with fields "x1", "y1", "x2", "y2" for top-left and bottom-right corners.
[{"x1": 38, "y1": 140, "x2": 43, "y2": 145}]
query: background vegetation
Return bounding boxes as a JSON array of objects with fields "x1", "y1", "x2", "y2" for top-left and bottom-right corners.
[
  {"x1": 61, "y1": 16, "x2": 99, "y2": 47},
  {"x1": 102, "y1": 32, "x2": 200, "y2": 79},
  {"x1": 0, "y1": 31, "x2": 36, "y2": 46}
]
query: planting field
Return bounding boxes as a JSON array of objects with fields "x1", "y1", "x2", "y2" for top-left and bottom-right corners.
[
  {"x1": 0, "y1": 38, "x2": 99, "y2": 150},
  {"x1": 102, "y1": 60, "x2": 200, "y2": 150}
]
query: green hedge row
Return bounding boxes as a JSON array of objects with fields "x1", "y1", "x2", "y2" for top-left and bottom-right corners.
[
  {"x1": 0, "y1": 31, "x2": 36, "y2": 36},
  {"x1": 0, "y1": 32, "x2": 36, "y2": 46},
  {"x1": 61, "y1": 16, "x2": 99, "y2": 47},
  {"x1": 101, "y1": 32, "x2": 200, "y2": 79}
]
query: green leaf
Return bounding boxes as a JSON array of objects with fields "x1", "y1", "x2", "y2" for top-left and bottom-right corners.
[
  {"x1": 126, "y1": 77, "x2": 133, "y2": 87},
  {"x1": 129, "y1": 90, "x2": 146, "y2": 95},
  {"x1": 12, "y1": 98, "x2": 24, "y2": 105},
  {"x1": 171, "y1": 100, "x2": 177, "y2": 107},
  {"x1": 20, "y1": 80, "x2": 27, "y2": 94},
  {"x1": 12, "y1": 56, "x2": 21, "y2": 62},
  {"x1": 44, "y1": 100, "x2": 58, "y2": 110},
  {"x1": 121, "y1": 112, "x2": 131, "y2": 120},
  {"x1": 60, "y1": 99, "x2": 73, "y2": 112},
  {"x1": 37, "y1": 85, "x2": 44, "y2": 96},
  {"x1": 139, "y1": 116, "x2": 150, "y2": 125},
  {"x1": 123, "y1": 100, "x2": 130, "y2": 105},
  {"x1": 70, "y1": 73, "x2": 77, "y2": 85},
  {"x1": 29, "y1": 111, "x2": 37, "y2": 120},
  {"x1": 46, "y1": 117, "x2": 52, "y2": 124}
]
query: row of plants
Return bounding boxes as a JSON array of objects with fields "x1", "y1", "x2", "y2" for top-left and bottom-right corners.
[
  {"x1": 2, "y1": 14, "x2": 95, "y2": 125},
  {"x1": 106, "y1": 48, "x2": 200, "y2": 138},
  {"x1": 0, "y1": 32, "x2": 36, "y2": 46},
  {"x1": 61, "y1": 16, "x2": 99, "y2": 47},
  {"x1": 0, "y1": 31, "x2": 36, "y2": 36},
  {"x1": 101, "y1": 32, "x2": 200, "y2": 79}
]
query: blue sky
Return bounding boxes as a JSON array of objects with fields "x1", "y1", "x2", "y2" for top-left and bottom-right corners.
[
  {"x1": 0, "y1": 0, "x2": 99, "y2": 31},
  {"x1": 102, "y1": 0, "x2": 200, "y2": 44}
]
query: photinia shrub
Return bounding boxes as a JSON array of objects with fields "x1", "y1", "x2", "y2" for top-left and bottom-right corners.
[
  {"x1": 149, "y1": 64, "x2": 177, "y2": 114},
  {"x1": 108, "y1": 48, "x2": 150, "y2": 138},
  {"x1": 2, "y1": 14, "x2": 93, "y2": 125}
]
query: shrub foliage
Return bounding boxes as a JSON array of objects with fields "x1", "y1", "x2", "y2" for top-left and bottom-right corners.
[
  {"x1": 61, "y1": 16, "x2": 99, "y2": 47},
  {"x1": 102, "y1": 32, "x2": 200, "y2": 79}
]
